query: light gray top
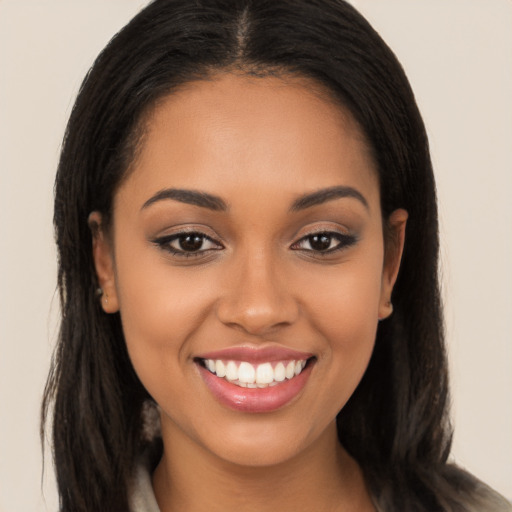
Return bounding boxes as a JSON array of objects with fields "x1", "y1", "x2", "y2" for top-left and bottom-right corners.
[
  {"x1": 128, "y1": 457, "x2": 511, "y2": 512},
  {"x1": 128, "y1": 457, "x2": 160, "y2": 512}
]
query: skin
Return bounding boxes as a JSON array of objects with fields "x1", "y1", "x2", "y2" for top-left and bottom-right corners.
[{"x1": 91, "y1": 73, "x2": 407, "y2": 511}]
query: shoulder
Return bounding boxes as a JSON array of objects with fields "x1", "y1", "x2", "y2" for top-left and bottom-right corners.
[
  {"x1": 444, "y1": 464, "x2": 512, "y2": 512},
  {"x1": 466, "y1": 479, "x2": 512, "y2": 512},
  {"x1": 370, "y1": 464, "x2": 511, "y2": 512}
]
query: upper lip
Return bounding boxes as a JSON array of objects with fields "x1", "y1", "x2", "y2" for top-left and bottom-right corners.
[{"x1": 196, "y1": 345, "x2": 314, "y2": 363}]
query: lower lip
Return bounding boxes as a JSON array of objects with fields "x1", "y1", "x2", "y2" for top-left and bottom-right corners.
[{"x1": 197, "y1": 362, "x2": 314, "y2": 413}]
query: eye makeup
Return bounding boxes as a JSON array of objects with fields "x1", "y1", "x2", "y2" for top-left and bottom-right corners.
[
  {"x1": 290, "y1": 231, "x2": 358, "y2": 255},
  {"x1": 152, "y1": 230, "x2": 224, "y2": 258},
  {"x1": 151, "y1": 225, "x2": 359, "y2": 261}
]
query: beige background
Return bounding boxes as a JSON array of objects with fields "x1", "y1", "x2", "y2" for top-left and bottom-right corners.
[{"x1": 0, "y1": 1, "x2": 510, "y2": 510}]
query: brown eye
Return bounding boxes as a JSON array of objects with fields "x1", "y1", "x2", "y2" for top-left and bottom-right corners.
[
  {"x1": 308, "y1": 234, "x2": 332, "y2": 251},
  {"x1": 153, "y1": 231, "x2": 223, "y2": 256},
  {"x1": 291, "y1": 231, "x2": 357, "y2": 254},
  {"x1": 178, "y1": 233, "x2": 206, "y2": 252}
]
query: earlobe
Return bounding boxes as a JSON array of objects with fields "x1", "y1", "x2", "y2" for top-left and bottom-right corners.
[
  {"x1": 88, "y1": 211, "x2": 119, "y2": 313},
  {"x1": 378, "y1": 208, "x2": 408, "y2": 320},
  {"x1": 378, "y1": 300, "x2": 394, "y2": 321}
]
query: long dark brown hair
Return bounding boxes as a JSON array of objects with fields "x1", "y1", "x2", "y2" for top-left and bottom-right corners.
[{"x1": 42, "y1": 1, "x2": 495, "y2": 510}]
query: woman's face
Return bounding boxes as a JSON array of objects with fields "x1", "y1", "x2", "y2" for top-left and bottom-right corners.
[{"x1": 92, "y1": 73, "x2": 406, "y2": 467}]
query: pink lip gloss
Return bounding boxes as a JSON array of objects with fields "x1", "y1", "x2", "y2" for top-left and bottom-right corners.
[
  {"x1": 195, "y1": 346, "x2": 315, "y2": 413},
  {"x1": 198, "y1": 363, "x2": 313, "y2": 413}
]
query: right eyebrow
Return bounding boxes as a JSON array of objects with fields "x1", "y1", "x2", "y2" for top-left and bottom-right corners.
[{"x1": 141, "y1": 188, "x2": 228, "y2": 212}]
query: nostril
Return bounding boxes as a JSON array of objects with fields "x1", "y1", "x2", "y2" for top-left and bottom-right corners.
[{"x1": 216, "y1": 299, "x2": 299, "y2": 336}]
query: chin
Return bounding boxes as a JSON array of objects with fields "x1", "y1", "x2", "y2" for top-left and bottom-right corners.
[
  {"x1": 195, "y1": 413, "x2": 331, "y2": 469},
  {"x1": 209, "y1": 435, "x2": 307, "y2": 468}
]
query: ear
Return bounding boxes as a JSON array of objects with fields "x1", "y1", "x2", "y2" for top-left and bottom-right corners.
[
  {"x1": 378, "y1": 208, "x2": 408, "y2": 320},
  {"x1": 88, "y1": 211, "x2": 119, "y2": 313}
]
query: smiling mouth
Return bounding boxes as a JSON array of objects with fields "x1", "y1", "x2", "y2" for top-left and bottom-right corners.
[
  {"x1": 197, "y1": 358, "x2": 312, "y2": 388},
  {"x1": 195, "y1": 351, "x2": 316, "y2": 413}
]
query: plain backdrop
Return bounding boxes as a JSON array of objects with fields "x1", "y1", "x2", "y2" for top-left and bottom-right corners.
[{"x1": 0, "y1": 1, "x2": 510, "y2": 510}]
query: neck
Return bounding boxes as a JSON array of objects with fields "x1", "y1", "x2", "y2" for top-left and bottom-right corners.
[{"x1": 152, "y1": 419, "x2": 375, "y2": 512}]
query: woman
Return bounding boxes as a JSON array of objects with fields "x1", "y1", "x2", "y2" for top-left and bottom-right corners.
[{"x1": 42, "y1": 0, "x2": 511, "y2": 510}]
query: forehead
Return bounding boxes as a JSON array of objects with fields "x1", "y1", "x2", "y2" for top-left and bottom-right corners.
[{"x1": 117, "y1": 73, "x2": 379, "y2": 211}]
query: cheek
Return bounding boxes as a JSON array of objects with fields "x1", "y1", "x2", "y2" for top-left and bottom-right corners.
[
  {"x1": 301, "y1": 253, "x2": 383, "y2": 409},
  {"x1": 304, "y1": 252, "x2": 384, "y2": 346},
  {"x1": 319, "y1": 288, "x2": 379, "y2": 369},
  {"x1": 113, "y1": 246, "x2": 217, "y2": 397},
  {"x1": 118, "y1": 280, "x2": 215, "y2": 422},
  {"x1": 316, "y1": 270, "x2": 381, "y2": 349}
]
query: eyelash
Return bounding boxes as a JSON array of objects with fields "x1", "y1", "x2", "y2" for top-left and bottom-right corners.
[
  {"x1": 152, "y1": 230, "x2": 357, "y2": 258},
  {"x1": 291, "y1": 231, "x2": 357, "y2": 255},
  {"x1": 152, "y1": 231, "x2": 223, "y2": 258}
]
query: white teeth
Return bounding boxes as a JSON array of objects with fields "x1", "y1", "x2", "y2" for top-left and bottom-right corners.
[
  {"x1": 274, "y1": 362, "x2": 286, "y2": 382},
  {"x1": 255, "y1": 362, "x2": 274, "y2": 384},
  {"x1": 285, "y1": 361, "x2": 295, "y2": 379},
  {"x1": 202, "y1": 358, "x2": 310, "y2": 388},
  {"x1": 225, "y1": 361, "x2": 238, "y2": 381},
  {"x1": 215, "y1": 360, "x2": 226, "y2": 378},
  {"x1": 238, "y1": 362, "x2": 256, "y2": 383}
]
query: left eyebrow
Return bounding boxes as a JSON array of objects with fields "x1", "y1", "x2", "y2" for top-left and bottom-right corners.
[{"x1": 290, "y1": 185, "x2": 369, "y2": 212}]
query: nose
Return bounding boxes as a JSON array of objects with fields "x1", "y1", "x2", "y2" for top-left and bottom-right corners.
[{"x1": 215, "y1": 250, "x2": 299, "y2": 336}]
